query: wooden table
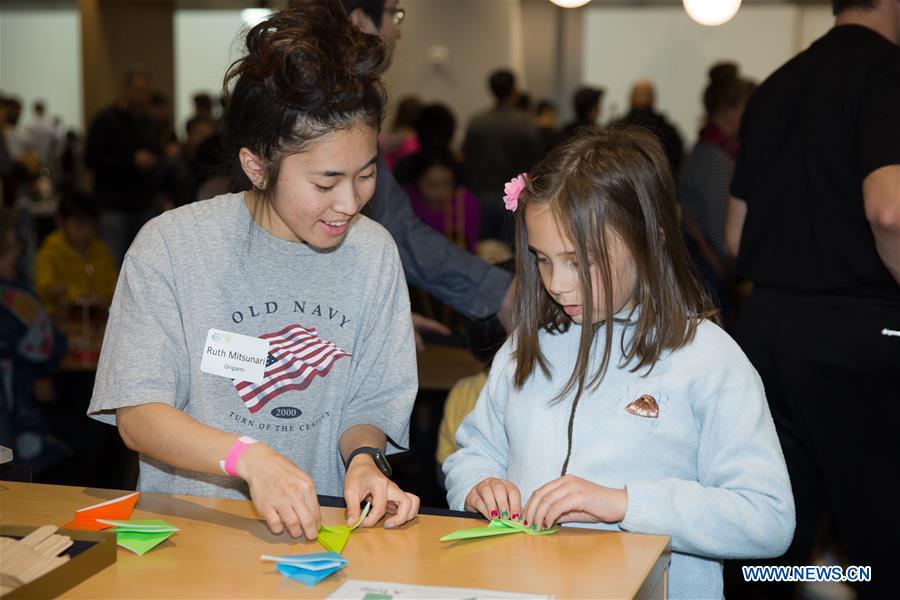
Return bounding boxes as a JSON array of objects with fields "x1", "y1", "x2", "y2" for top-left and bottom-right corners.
[{"x1": 0, "y1": 482, "x2": 670, "y2": 598}]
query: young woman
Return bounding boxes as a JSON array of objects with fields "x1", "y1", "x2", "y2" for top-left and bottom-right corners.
[{"x1": 89, "y1": 0, "x2": 419, "y2": 540}]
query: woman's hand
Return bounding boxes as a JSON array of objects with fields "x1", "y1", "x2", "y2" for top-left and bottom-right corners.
[
  {"x1": 522, "y1": 475, "x2": 627, "y2": 530},
  {"x1": 236, "y1": 443, "x2": 322, "y2": 539},
  {"x1": 464, "y1": 477, "x2": 522, "y2": 521},
  {"x1": 343, "y1": 455, "x2": 419, "y2": 529}
]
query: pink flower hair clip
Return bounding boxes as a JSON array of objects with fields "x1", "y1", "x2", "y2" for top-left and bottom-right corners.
[{"x1": 503, "y1": 173, "x2": 528, "y2": 212}]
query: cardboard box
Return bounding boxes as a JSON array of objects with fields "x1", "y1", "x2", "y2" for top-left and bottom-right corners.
[{"x1": 0, "y1": 525, "x2": 116, "y2": 599}]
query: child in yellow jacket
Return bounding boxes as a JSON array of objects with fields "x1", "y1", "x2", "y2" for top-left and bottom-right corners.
[{"x1": 34, "y1": 190, "x2": 118, "y2": 315}]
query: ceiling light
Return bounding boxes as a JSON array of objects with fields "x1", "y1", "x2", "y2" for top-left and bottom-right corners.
[
  {"x1": 549, "y1": 0, "x2": 592, "y2": 8},
  {"x1": 241, "y1": 8, "x2": 273, "y2": 27},
  {"x1": 682, "y1": 0, "x2": 741, "y2": 26}
]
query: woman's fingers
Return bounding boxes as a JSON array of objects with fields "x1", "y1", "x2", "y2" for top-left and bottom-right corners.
[{"x1": 383, "y1": 489, "x2": 413, "y2": 529}]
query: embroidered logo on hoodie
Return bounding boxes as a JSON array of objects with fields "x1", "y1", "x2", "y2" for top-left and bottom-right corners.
[{"x1": 625, "y1": 394, "x2": 659, "y2": 418}]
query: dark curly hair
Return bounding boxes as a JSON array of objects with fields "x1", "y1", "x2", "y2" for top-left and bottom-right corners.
[{"x1": 222, "y1": 0, "x2": 388, "y2": 197}]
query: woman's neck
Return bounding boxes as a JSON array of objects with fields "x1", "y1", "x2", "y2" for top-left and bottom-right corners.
[{"x1": 244, "y1": 191, "x2": 301, "y2": 243}]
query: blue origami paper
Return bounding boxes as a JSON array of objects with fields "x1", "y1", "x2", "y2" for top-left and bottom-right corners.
[
  {"x1": 262, "y1": 551, "x2": 348, "y2": 586},
  {"x1": 276, "y1": 563, "x2": 344, "y2": 586}
]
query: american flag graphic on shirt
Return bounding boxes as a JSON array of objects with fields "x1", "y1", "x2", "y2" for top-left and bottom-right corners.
[{"x1": 233, "y1": 324, "x2": 351, "y2": 413}]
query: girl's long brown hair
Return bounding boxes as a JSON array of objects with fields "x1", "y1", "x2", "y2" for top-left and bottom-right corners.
[{"x1": 513, "y1": 127, "x2": 717, "y2": 405}]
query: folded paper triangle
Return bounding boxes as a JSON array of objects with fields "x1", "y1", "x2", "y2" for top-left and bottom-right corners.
[
  {"x1": 115, "y1": 530, "x2": 176, "y2": 556},
  {"x1": 312, "y1": 501, "x2": 369, "y2": 554},
  {"x1": 61, "y1": 492, "x2": 140, "y2": 531},
  {"x1": 262, "y1": 552, "x2": 348, "y2": 586},
  {"x1": 317, "y1": 525, "x2": 351, "y2": 554},
  {"x1": 276, "y1": 563, "x2": 344, "y2": 586}
]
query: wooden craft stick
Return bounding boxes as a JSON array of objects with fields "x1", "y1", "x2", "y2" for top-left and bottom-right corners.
[
  {"x1": 34, "y1": 534, "x2": 71, "y2": 556},
  {"x1": 19, "y1": 525, "x2": 56, "y2": 547}
]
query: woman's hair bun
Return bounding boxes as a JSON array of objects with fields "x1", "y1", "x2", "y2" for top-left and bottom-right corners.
[
  {"x1": 703, "y1": 61, "x2": 753, "y2": 117},
  {"x1": 221, "y1": 0, "x2": 388, "y2": 193},
  {"x1": 229, "y1": 0, "x2": 387, "y2": 121}
]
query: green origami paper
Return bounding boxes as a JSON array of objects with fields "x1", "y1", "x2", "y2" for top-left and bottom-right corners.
[
  {"x1": 98, "y1": 519, "x2": 180, "y2": 555},
  {"x1": 115, "y1": 530, "x2": 176, "y2": 555},
  {"x1": 440, "y1": 518, "x2": 558, "y2": 542},
  {"x1": 317, "y1": 525, "x2": 352, "y2": 553},
  {"x1": 316, "y1": 500, "x2": 370, "y2": 554}
]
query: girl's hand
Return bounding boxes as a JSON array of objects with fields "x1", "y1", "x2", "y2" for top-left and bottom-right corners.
[
  {"x1": 236, "y1": 443, "x2": 322, "y2": 539},
  {"x1": 464, "y1": 477, "x2": 522, "y2": 521},
  {"x1": 343, "y1": 456, "x2": 420, "y2": 529},
  {"x1": 523, "y1": 475, "x2": 627, "y2": 530}
]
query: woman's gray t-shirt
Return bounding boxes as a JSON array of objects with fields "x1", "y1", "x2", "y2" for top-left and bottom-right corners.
[{"x1": 89, "y1": 193, "x2": 417, "y2": 499}]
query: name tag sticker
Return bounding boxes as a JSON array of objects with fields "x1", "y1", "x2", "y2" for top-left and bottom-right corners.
[{"x1": 200, "y1": 328, "x2": 269, "y2": 384}]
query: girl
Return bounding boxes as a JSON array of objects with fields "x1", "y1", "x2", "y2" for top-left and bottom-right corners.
[
  {"x1": 88, "y1": 1, "x2": 419, "y2": 541},
  {"x1": 404, "y1": 146, "x2": 480, "y2": 253},
  {"x1": 443, "y1": 128, "x2": 794, "y2": 598}
]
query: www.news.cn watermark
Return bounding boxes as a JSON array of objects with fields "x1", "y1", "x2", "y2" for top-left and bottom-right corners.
[{"x1": 743, "y1": 565, "x2": 872, "y2": 583}]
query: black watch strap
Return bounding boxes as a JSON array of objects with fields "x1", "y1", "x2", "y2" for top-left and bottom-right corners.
[{"x1": 344, "y1": 446, "x2": 392, "y2": 478}]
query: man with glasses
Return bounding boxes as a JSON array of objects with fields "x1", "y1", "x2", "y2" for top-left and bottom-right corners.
[
  {"x1": 344, "y1": 0, "x2": 516, "y2": 339},
  {"x1": 348, "y1": 0, "x2": 404, "y2": 61}
]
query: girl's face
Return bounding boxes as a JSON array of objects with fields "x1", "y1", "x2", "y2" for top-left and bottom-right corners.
[
  {"x1": 524, "y1": 203, "x2": 637, "y2": 325},
  {"x1": 252, "y1": 123, "x2": 378, "y2": 250},
  {"x1": 417, "y1": 164, "x2": 455, "y2": 209}
]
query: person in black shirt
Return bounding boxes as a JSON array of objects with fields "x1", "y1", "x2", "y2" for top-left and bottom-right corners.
[
  {"x1": 462, "y1": 69, "x2": 542, "y2": 243},
  {"x1": 723, "y1": 1, "x2": 900, "y2": 597},
  {"x1": 84, "y1": 70, "x2": 161, "y2": 263}
]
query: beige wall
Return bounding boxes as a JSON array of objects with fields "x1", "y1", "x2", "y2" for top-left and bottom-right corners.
[
  {"x1": 1, "y1": 0, "x2": 836, "y2": 143},
  {"x1": 583, "y1": 4, "x2": 833, "y2": 145},
  {"x1": 0, "y1": 6, "x2": 83, "y2": 132},
  {"x1": 519, "y1": 0, "x2": 587, "y2": 124},
  {"x1": 383, "y1": 0, "x2": 588, "y2": 142},
  {"x1": 383, "y1": 0, "x2": 520, "y2": 145}
]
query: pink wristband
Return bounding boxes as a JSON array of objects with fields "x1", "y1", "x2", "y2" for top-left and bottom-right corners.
[{"x1": 220, "y1": 436, "x2": 258, "y2": 477}]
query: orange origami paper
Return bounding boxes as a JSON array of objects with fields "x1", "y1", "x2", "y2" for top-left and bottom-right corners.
[{"x1": 61, "y1": 491, "x2": 140, "y2": 531}]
